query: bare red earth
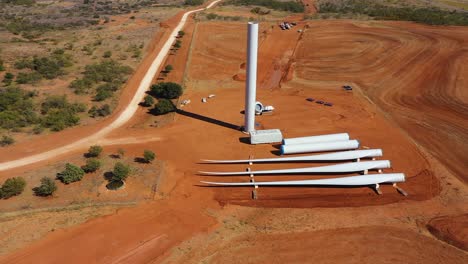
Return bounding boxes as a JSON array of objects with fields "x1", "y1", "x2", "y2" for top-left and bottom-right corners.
[{"x1": 427, "y1": 214, "x2": 468, "y2": 251}]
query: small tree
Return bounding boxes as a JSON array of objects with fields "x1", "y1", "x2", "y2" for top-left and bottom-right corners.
[
  {"x1": 174, "y1": 40, "x2": 181, "y2": 49},
  {"x1": 152, "y1": 99, "x2": 176, "y2": 115},
  {"x1": 57, "y1": 163, "x2": 85, "y2": 184},
  {"x1": 150, "y1": 82, "x2": 183, "y2": 99},
  {"x1": 0, "y1": 177, "x2": 26, "y2": 199},
  {"x1": 143, "y1": 150, "x2": 155, "y2": 163},
  {"x1": 164, "y1": 64, "x2": 173, "y2": 73},
  {"x1": 178, "y1": 30, "x2": 185, "y2": 37},
  {"x1": 33, "y1": 177, "x2": 57, "y2": 197},
  {"x1": 112, "y1": 162, "x2": 130, "y2": 182},
  {"x1": 87, "y1": 145, "x2": 103, "y2": 157},
  {"x1": 82, "y1": 158, "x2": 101, "y2": 173},
  {"x1": 143, "y1": 95, "x2": 154, "y2": 107}
]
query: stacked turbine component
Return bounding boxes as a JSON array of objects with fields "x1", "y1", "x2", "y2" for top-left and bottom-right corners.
[
  {"x1": 280, "y1": 133, "x2": 360, "y2": 155},
  {"x1": 199, "y1": 160, "x2": 390, "y2": 176},
  {"x1": 199, "y1": 132, "x2": 407, "y2": 192},
  {"x1": 282, "y1": 133, "x2": 350, "y2": 145},
  {"x1": 201, "y1": 173, "x2": 405, "y2": 186},
  {"x1": 280, "y1": 140, "x2": 360, "y2": 155},
  {"x1": 202, "y1": 149, "x2": 383, "y2": 164}
]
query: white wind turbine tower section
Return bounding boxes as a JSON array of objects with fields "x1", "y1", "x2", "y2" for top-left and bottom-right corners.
[{"x1": 244, "y1": 21, "x2": 259, "y2": 133}]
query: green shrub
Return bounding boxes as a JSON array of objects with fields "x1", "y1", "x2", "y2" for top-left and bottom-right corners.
[
  {"x1": 206, "y1": 13, "x2": 218, "y2": 20},
  {"x1": 94, "y1": 87, "x2": 113, "y2": 101},
  {"x1": 70, "y1": 60, "x2": 131, "y2": 95},
  {"x1": 318, "y1": 0, "x2": 468, "y2": 26},
  {"x1": 87, "y1": 145, "x2": 103, "y2": 157},
  {"x1": 178, "y1": 31, "x2": 185, "y2": 37},
  {"x1": 164, "y1": 65, "x2": 174, "y2": 73},
  {"x1": 0, "y1": 59, "x2": 5, "y2": 71},
  {"x1": 142, "y1": 95, "x2": 154, "y2": 107},
  {"x1": 0, "y1": 135, "x2": 15, "y2": 146},
  {"x1": 150, "y1": 82, "x2": 183, "y2": 99},
  {"x1": 41, "y1": 108, "x2": 80, "y2": 131},
  {"x1": 88, "y1": 104, "x2": 111, "y2": 118},
  {"x1": 57, "y1": 163, "x2": 85, "y2": 184},
  {"x1": 0, "y1": 87, "x2": 38, "y2": 129},
  {"x1": 3, "y1": 72, "x2": 14, "y2": 86},
  {"x1": 184, "y1": 0, "x2": 205, "y2": 6},
  {"x1": 32, "y1": 177, "x2": 57, "y2": 196},
  {"x1": 14, "y1": 52, "x2": 72, "y2": 80},
  {"x1": 16, "y1": 72, "x2": 42, "y2": 84},
  {"x1": 229, "y1": 0, "x2": 304, "y2": 13},
  {"x1": 0, "y1": 177, "x2": 26, "y2": 199},
  {"x1": 103, "y1": 51, "x2": 112, "y2": 58},
  {"x1": 32, "y1": 125, "x2": 44, "y2": 134},
  {"x1": 152, "y1": 99, "x2": 176, "y2": 115},
  {"x1": 82, "y1": 158, "x2": 101, "y2": 173},
  {"x1": 14, "y1": 58, "x2": 34, "y2": 70},
  {"x1": 112, "y1": 162, "x2": 130, "y2": 182},
  {"x1": 69, "y1": 78, "x2": 93, "y2": 94},
  {"x1": 143, "y1": 150, "x2": 155, "y2": 163}
]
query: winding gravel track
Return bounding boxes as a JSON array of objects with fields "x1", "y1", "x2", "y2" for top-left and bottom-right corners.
[{"x1": 0, "y1": 0, "x2": 222, "y2": 172}]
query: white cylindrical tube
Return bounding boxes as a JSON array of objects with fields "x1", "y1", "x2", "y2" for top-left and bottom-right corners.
[
  {"x1": 282, "y1": 133, "x2": 350, "y2": 145},
  {"x1": 244, "y1": 22, "x2": 258, "y2": 133},
  {"x1": 281, "y1": 140, "x2": 360, "y2": 155}
]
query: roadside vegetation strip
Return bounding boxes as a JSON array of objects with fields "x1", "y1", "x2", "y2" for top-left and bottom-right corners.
[
  {"x1": 0, "y1": 0, "x2": 222, "y2": 172},
  {"x1": 227, "y1": 0, "x2": 305, "y2": 12},
  {"x1": 0, "y1": 201, "x2": 137, "y2": 221}
]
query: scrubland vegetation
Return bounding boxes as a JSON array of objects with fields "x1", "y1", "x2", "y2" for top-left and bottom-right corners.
[
  {"x1": 227, "y1": 0, "x2": 305, "y2": 12},
  {"x1": 316, "y1": 0, "x2": 468, "y2": 25}
]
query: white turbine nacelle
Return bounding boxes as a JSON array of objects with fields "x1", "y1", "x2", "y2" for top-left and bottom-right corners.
[
  {"x1": 282, "y1": 133, "x2": 350, "y2": 145},
  {"x1": 200, "y1": 173, "x2": 405, "y2": 186},
  {"x1": 201, "y1": 149, "x2": 383, "y2": 164},
  {"x1": 198, "y1": 160, "x2": 391, "y2": 176}
]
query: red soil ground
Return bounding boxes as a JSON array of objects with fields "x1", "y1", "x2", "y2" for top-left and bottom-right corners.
[
  {"x1": 427, "y1": 214, "x2": 468, "y2": 251},
  {"x1": 172, "y1": 226, "x2": 468, "y2": 263},
  {"x1": 1, "y1": 13, "x2": 467, "y2": 264}
]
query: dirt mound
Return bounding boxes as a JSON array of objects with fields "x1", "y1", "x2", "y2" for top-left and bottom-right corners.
[{"x1": 427, "y1": 214, "x2": 468, "y2": 251}]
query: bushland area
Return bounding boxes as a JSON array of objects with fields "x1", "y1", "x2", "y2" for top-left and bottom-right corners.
[
  {"x1": 0, "y1": 0, "x2": 187, "y2": 145},
  {"x1": 314, "y1": 0, "x2": 468, "y2": 25}
]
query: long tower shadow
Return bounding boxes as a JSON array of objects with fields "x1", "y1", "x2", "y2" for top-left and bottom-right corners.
[{"x1": 176, "y1": 109, "x2": 242, "y2": 131}]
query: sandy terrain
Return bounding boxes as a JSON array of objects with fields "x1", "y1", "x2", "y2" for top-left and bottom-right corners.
[{"x1": 0, "y1": 6, "x2": 467, "y2": 264}]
